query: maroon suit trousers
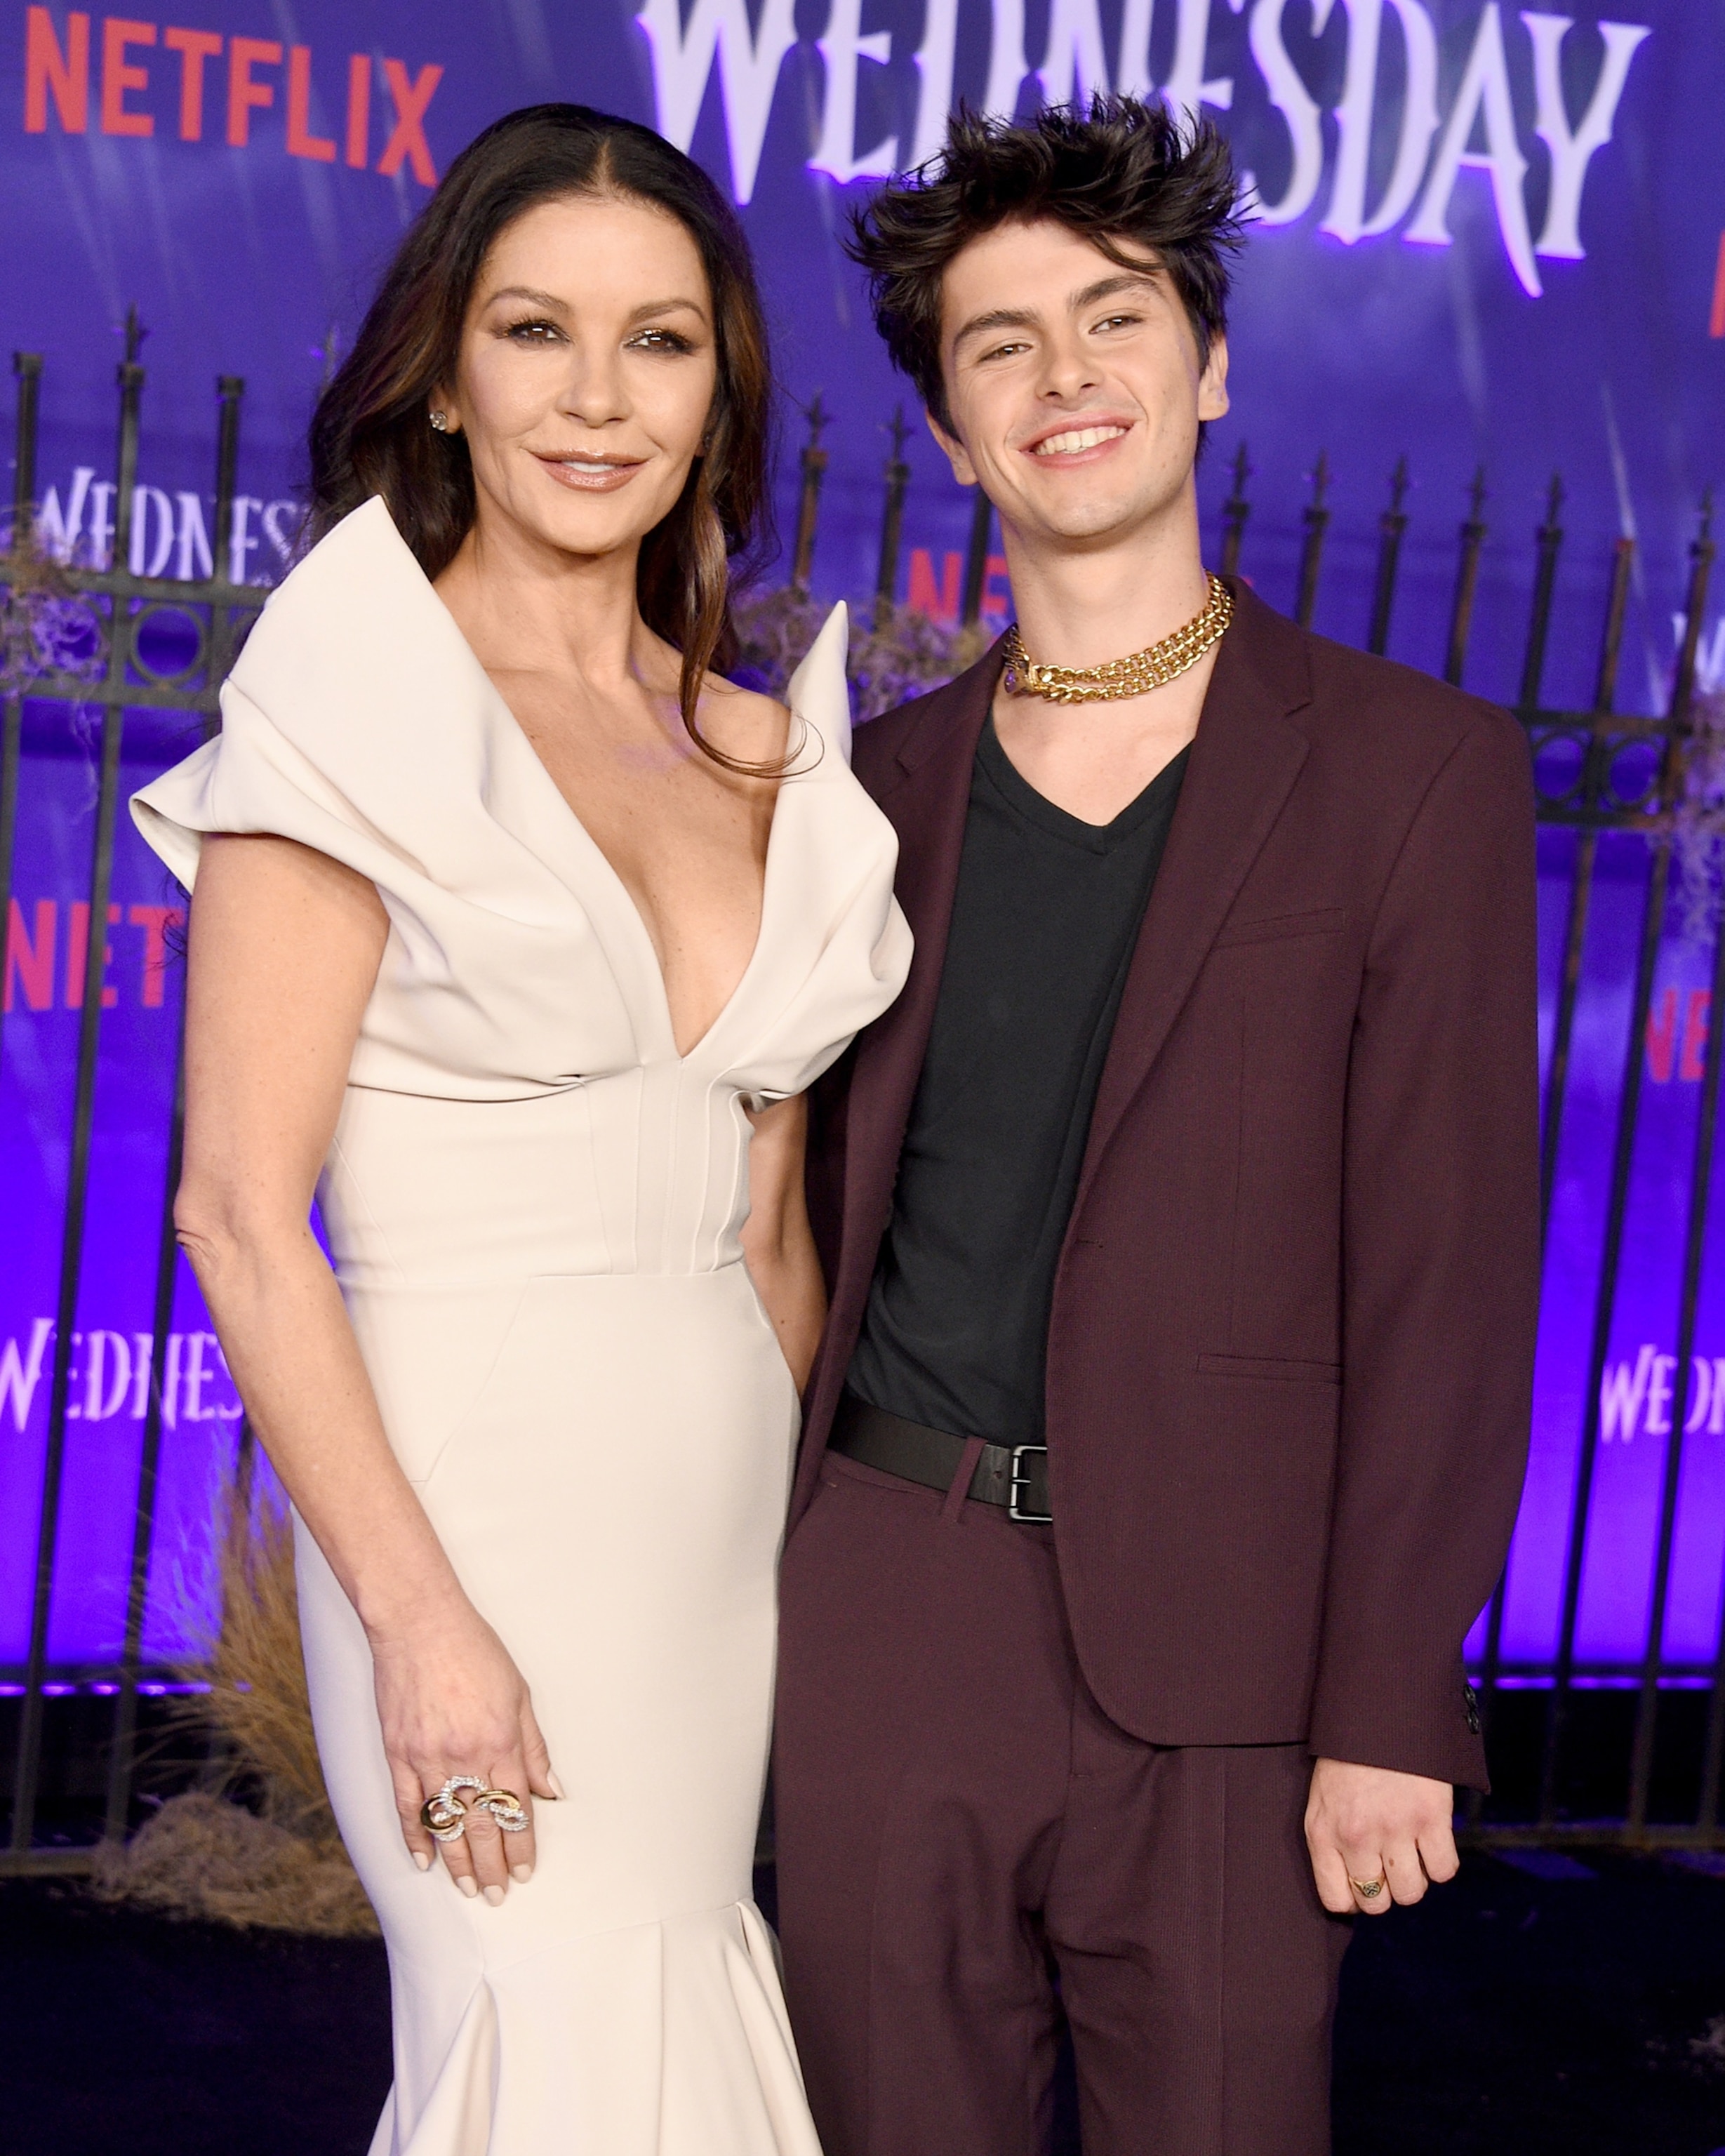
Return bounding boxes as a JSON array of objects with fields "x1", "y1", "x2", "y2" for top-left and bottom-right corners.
[{"x1": 774, "y1": 1451, "x2": 1352, "y2": 2156}]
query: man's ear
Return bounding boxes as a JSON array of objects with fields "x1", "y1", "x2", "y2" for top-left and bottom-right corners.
[
  {"x1": 925, "y1": 407, "x2": 980, "y2": 489},
  {"x1": 1197, "y1": 333, "x2": 1230, "y2": 425}
]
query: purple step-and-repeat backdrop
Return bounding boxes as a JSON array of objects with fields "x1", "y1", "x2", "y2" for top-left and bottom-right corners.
[{"x1": 0, "y1": 0, "x2": 1721, "y2": 1672}]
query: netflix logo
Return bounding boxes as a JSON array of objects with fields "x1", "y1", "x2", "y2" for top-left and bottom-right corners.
[
  {"x1": 902, "y1": 545, "x2": 1011, "y2": 630},
  {"x1": 20, "y1": 6, "x2": 443, "y2": 181},
  {"x1": 4, "y1": 896, "x2": 182, "y2": 1014}
]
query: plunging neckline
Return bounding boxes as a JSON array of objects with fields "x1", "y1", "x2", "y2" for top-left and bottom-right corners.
[{"x1": 427, "y1": 581, "x2": 792, "y2": 1067}]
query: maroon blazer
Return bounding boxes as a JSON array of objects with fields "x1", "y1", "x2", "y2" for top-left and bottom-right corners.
[{"x1": 794, "y1": 579, "x2": 1540, "y2": 1790}]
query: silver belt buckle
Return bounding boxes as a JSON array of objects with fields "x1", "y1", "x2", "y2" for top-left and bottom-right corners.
[{"x1": 1007, "y1": 1443, "x2": 1051, "y2": 1524}]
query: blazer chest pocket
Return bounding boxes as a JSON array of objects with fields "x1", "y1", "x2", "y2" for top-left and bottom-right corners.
[
  {"x1": 1212, "y1": 905, "x2": 1347, "y2": 951},
  {"x1": 1197, "y1": 1352, "x2": 1341, "y2": 1385}
]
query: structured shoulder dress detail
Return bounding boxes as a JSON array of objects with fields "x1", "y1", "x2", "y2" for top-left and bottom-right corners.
[{"x1": 131, "y1": 497, "x2": 913, "y2": 2156}]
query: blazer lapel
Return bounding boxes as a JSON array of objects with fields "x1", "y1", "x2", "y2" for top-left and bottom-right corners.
[
  {"x1": 1074, "y1": 585, "x2": 1314, "y2": 1211},
  {"x1": 833, "y1": 645, "x2": 1002, "y2": 1322}
]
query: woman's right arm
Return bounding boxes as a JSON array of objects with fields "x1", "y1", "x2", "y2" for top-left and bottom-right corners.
[{"x1": 176, "y1": 833, "x2": 557, "y2": 1898}]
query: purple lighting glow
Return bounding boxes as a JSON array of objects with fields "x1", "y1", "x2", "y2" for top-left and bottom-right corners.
[{"x1": 0, "y1": 0, "x2": 1720, "y2": 1688}]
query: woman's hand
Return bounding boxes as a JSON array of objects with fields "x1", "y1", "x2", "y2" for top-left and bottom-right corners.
[{"x1": 371, "y1": 1597, "x2": 562, "y2": 1901}]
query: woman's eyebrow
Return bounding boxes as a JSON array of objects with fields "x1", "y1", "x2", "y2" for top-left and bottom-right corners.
[
  {"x1": 483, "y1": 284, "x2": 570, "y2": 313},
  {"x1": 479, "y1": 286, "x2": 710, "y2": 326},
  {"x1": 623, "y1": 295, "x2": 710, "y2": 325}
]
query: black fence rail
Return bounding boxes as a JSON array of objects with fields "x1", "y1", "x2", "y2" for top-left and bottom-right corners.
[
  {"x1": 1, "y1": 321, "x2": 263, "y2": 1872},
  {"x1": 0, "y1": 356, "x2": 1720, "y2": 1871}
]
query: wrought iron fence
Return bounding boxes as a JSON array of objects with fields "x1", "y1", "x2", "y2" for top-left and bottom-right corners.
[
  {"x1": 0, "y1": 346, "x2": 1719, "y2": 1872},
  {"x1": 1, "y1": 323, "x2": 264, "y2": 1872}
]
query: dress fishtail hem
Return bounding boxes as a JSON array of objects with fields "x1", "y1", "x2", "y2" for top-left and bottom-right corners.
[{"x1": 372, "y1": 1901, "x2": 821, "y2": 2156}]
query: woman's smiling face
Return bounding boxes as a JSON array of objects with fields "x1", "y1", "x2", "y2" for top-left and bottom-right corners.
[{"x1": 439, "y1": 190, "x2": 718, "y2": 564}]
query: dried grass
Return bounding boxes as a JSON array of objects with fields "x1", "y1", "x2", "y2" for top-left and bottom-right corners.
[
  {"x1": 1673, "y1": 684, "x2": 1725, "y2": 943},
  {"x1": 851, "y1": 605, "x2": 996, "y2": 724},
  {"x1": 90, "y1": 1792, "x2": 376, "y2": 1936},
  {"x1": 91, "y1": 1487, "x2": 379, "y2": 1937},
  {"x1": 0, "y1": 542, "x2": 105, "y2": 694},
  {"x1": 733, "y1": 585, "x2": 995, "y2": 721},
  {"x1": 1689, "y1": 2014, "x2": 1725, "y2": 2075}
]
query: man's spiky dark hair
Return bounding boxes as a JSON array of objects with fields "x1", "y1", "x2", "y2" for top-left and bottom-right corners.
[{"x1": 845, "y1": 97, "x2": 1245, "y2": 432}]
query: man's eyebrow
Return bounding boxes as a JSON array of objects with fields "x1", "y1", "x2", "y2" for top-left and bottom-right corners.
[
  {"x1": 950, "y1": 305, "x2": 1039, "y2": 355},
  {"x1": 1069, "y1": 269, "x2": 1164, "y2": 310},
  {"x1": 950, "y1": 267, "x2": 1166, "y2": 354}
]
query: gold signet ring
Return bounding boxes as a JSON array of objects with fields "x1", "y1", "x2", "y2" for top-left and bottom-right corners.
[
  {"x1": 471, "y1": 1785, "x2": 530, "y2": 1835},
  {"x1": 1349, "y1": 1875, "x2": 1386, "y2": 1900},
  {"x1": 419, "y1": 1774, "x2": 485, "y2": 1843}
]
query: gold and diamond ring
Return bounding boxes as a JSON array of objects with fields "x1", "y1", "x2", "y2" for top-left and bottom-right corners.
[
  {"x1": 419, "y1": 1775, "x2": 486, "y2": 1843},
  {"x1": 470, "y1": 1785, "x2": 530, "y2": 1835},
  {"x1": 418, "y1": 1777, "x2": 531, "y2": 1844}
]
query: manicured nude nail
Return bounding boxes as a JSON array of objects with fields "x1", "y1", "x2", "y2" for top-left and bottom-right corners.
[
  {"x1": 412, "y1": 1851, "x2": 431, "y2": 1872},
  {"x1": 484, "y1": 1884, "x2": 505, "y2": 1907},
  {"x1": 456, "y1": 1875, "x2": 478, "y2": 1899},
  {"x1": 511, "y1": 1863, "x2": 532, "y2": 1884},
  {"x1": 547, "y1": 1772, "x2": 567, "y2": 1800}
]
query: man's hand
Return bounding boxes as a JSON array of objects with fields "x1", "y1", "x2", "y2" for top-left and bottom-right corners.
[{"x1": 1304, "y1": 1757, "x2": 1458, "y2": 1916}]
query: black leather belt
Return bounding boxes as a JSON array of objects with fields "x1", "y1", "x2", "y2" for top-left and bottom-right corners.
[{"x1": 830, "y1": 1393, "x2": 1051, "y2": 1523}]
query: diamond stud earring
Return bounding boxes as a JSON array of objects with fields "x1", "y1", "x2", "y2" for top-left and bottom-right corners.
[{"x1": 429, "y1": 410, "x2": 450, "y2": 434}]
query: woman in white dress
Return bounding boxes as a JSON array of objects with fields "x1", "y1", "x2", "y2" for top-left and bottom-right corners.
[{"x1": 131, "y1": 106, "x2": 910, "y2": 2153}]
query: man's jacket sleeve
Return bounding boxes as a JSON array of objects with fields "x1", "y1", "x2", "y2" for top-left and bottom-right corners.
[{"x1": 1307, "y1": 707, "x2": 1540, "y2": 1789}]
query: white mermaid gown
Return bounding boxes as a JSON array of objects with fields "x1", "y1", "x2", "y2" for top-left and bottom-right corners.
[{"x1": 131, "y1": 498, "x2": 912, "y2": 2155}]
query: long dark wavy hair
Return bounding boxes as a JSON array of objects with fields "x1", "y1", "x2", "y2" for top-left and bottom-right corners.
[{"x1": 307, "y1": 105, "x2": 774, "y2": 766}]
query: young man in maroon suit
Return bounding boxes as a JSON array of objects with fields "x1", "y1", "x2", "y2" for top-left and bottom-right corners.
[{"x1": 772, "y1": 98, "x2": 1540, "y2": 2156}]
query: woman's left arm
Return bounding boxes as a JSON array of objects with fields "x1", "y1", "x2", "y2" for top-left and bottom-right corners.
[{"x1": 741, "y1": 1093, "x2": 826, "y2": 1390}]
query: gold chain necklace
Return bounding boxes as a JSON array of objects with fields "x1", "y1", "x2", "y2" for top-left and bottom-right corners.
[{"x1": 1001, "y1": 575, "x2": 1233, "y2": 705}]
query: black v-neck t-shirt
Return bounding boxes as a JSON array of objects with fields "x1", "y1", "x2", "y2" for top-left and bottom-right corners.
[{"x1": 847, "y1": 719, "x2": 1190, "y2": 1446}]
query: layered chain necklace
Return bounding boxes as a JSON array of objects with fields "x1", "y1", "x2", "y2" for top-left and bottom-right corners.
[{"x1": 1001, "y1": 574, "x2": 1233, "y2": 705}]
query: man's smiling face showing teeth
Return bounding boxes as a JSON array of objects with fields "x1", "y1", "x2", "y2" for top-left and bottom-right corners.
[
  {"x1": 1032, "y1": 424, "x2": 1130, "y2": 456},
  {"x1": 438, "y1": 192, "x2": 717, "y2": 564},
  {"x1": 930, "y1": 218, "x2": 1228, "y2": 551}
]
